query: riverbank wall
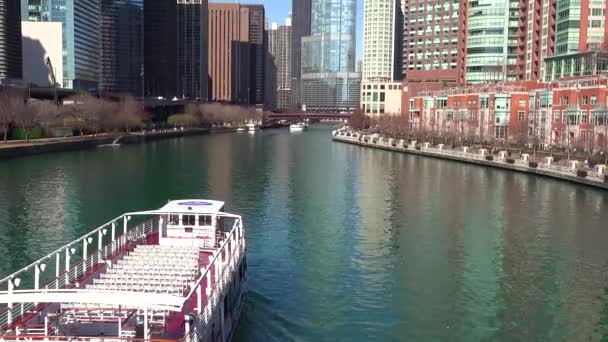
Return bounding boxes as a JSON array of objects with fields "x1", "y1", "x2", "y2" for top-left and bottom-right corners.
[
  {"x1": 333, "y1": 131, "x2": 608, "y2": 190},
  {"x1": 0, "y1": 127, "x2": 234, "y2": 159}
]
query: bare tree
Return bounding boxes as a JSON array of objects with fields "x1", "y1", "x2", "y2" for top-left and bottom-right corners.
[{"x1": 0, "y1": 89, "x2": 25, "y2": 142}]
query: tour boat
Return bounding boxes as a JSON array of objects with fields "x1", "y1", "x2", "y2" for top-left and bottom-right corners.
[
  {"x1": 0, "y1": 199, "x2": 247, "y2": 342},
  {"x1": 289, "y1": 122, "x2": 307, "y2": 132},
  {"x1": 236, "y1": 127, "x2": 246, "y2": 133}
]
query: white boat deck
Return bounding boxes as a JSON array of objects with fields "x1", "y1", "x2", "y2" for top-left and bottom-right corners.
[{"x1": 86, "y1": 245, "x2": 200, "y2": 296}]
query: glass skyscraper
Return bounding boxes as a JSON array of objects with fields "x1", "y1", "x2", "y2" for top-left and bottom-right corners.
[
  {"x1": 100, "y1": 0, "x2": 143, "y2": 96},
  {"x1": 21, "y1": 0, "x2": 100, "y2": 90},
  {"x1": 301, "y1": 0, "x2": 360, "y2": 112}
]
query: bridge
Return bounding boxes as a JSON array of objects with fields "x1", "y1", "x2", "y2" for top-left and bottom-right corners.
[{"x1": 266, "y1": 112, "x2": 351, "y2": 123}]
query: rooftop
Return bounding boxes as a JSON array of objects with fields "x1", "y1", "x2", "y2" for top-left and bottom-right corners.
[{"x1": 156, "y1": 199, "x2": 225, "y2": 214}]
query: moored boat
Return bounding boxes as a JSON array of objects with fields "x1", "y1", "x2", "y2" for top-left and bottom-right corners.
[
  {"x1": 289, "y1": 122, "x2": 308, "y2": 132},
  {"x1": 0, "y1": 199, "x2": 247, "y2": 342}
]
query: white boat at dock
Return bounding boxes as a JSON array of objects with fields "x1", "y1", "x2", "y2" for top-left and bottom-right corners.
[
  {"x1": 0, "y1": 199, "x2": 247, "y2": 342},
  {"x1": 289, "y1": 122, "x2": 308, "y2": 132}
]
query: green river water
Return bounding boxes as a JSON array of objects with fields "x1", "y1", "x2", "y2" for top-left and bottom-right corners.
[{"x1": 1, "y1": 125, "x2": 607, "y2": 341}]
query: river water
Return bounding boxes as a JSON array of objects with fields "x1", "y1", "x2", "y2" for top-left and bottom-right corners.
[{"x1": 1, "y1": 125, "x2": 607, "y2": 341}]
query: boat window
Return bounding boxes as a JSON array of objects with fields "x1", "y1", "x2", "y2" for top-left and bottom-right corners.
[
  {"x1": 183, "y1": 215, "x2": 196, "y2": 226},
  {"x1": 184, "y1": 227, "x2": 193, "y2": 233},
  {"x1": 169, "y1": 214, "x2": 179, "y2": 225},
  {"x1": 199, "y1": 215, "x2": 212, "y2": 226}
]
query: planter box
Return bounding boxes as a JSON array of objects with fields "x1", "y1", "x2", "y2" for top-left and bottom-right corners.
[
  {"x1": 415, "y1": 146, "x2": 421, "y2": 150},
  {"x1": 391, "y1": 143, "x2": 396, "y2": 147},
  {"x1": 577, "y1": 169, "x2": 588, "y2": 178},
  {"x1": 506, "y1": 158, "x2": 515, "y2": 164},
  {"x1": 528, "y1": 161, "x2": 538, "y2": 168},
  {"x1": 372, "y1": 139, "x2": 378, "y2": 144},
  {"x1": 485, "y1": 155, "x2": 494, "y2": 161}
]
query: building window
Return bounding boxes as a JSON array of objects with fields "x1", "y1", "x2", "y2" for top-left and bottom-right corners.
[
  {"x1": 519, "y1": 100, "x2": 526, "y2": 108},
  {"x1": 591, "y1": 95, "x2": 597, "y2": 104},
  {"x1": 561, "y1": 96, "x2": 569, "y2": 105},
  {"x1": 582, "y1": 96, "x2": 588, "y2": 104},
  {"x1": 581, "y1": 110, "x2": 588, "y2": 123},
  {"x1": 554, "y1": 110, "x2": 560, "y2": 122},
  {"x1": 518, "y1": 111, "x2": 525, "y2": 121},
  {"x1": 379, "y1": 92, "x2": 385, "y2": 102}
]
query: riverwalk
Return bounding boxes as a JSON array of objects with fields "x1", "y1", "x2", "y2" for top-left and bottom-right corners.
[
  {"x1": 0, "y1": 127, "x2": 232, "y2": 159},
  {"x1": 333, "y1": 130, "x2": 608, "y2": 190}
]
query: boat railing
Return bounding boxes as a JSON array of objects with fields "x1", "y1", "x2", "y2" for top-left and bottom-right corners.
[
  {"x1": 0, "y1": 216, "x2": 159, "y2": 331},
  {"x1": 182, "y1": 217, "x2": 245, "y2": 342}
]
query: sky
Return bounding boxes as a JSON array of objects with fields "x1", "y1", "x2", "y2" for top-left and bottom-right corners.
[{"x1": 211, "y1": 0, "x2": 364, "y2": 60}]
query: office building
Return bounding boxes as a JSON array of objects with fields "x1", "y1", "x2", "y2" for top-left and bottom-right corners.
[
  {"x1": 100, "y1": 0, "x2": 144, "y2": 96},
  {"x1": 21, "y1": 21, "x2": 63, "y2": 87},
  {"x1": 301, "y1": 0, "x2": 360, "y2": 112},
  {"x1": 144, "y1": 0, "x2": 208, "y2": 100},
  {"x1": 268, "y1": 17, "x2": 292, "y2": 111},
  {"x1": 291, "y1": 0, "x2": 311, "y2": 109},
  {"x1": 0, "y1": 0, "x2": 23, "y2": 82},
  {"x1": 208, "y1": 3, "x2": 264, "y2": 105},
  {"x1": 21, "y1": 0, "x2": 100, "y2": 90}
]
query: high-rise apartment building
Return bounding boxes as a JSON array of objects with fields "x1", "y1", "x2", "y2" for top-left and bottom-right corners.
[
  {"x1": 268, "y1": 17, "x2": 292, "y2": 111},
  {"x1": 144, "y1": 0, "x2": 208, "y2": 100},
  {"x1": 208, "y1": 3, "x2": 264, "y2": 105},
  {"x1": 402, "y1": 0, "x2": 467, "y2": 87},
  {"x1": 543, "y1": 0, "x2": 608, "y2": 81},
  {"x1": 301, "y1": 0, "x2": 361, "y2": 112},
  {"x1": 100, "y1": 0, "x2": 143, "y2": 96},
  {"x1": 291, "y1": 0, "x2": 311, "y2": 109},
  {"x1": 466, "y1": 0, "x2": 527, "y2": 83},
  {"x1": 362, "y1": 0, "x2": 402, "y2": 82},
  {"x1": 21, "y1": 0, "x2": 100, "y2": 90},
  {"x1": 0, "y1": 0, "x2": 23, "y2": 82}
]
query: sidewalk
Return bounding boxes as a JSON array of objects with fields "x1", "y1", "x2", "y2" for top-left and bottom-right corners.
[{"x1": 333, "y1": 131, "x2": 608, "y2": 190}]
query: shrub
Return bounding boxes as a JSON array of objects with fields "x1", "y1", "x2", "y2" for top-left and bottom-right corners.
[
  {"x1": 577, "y1": 169, "x2": 588, "y2": 178},
  {"x1": 415, "y1": 146, "x2": 421, "y2": 150},
  {"x1": 529, "y1": 161, "x2": 538, "y2": 168},
  {"x1": 372, "y1": 139, "x2": 378, "y2": 144},
  {"x1": 391, "y1": 143, "x2": 396, "y2": 147},
  {"x1": 506, "y1": 158, "x2": 515, "y2": 164},
  {"x1": 485, "y1": 155, "x2": 494, "y2": 161}
]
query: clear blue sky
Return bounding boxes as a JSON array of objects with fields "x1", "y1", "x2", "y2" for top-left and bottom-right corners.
[{"x1": 211, "y1": 0, "x2": 364, "y2": 60}]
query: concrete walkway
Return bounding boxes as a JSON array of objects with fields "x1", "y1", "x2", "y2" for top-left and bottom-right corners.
[{"x1": 333, "y1": 131, "x2": 608, "y2": 190}]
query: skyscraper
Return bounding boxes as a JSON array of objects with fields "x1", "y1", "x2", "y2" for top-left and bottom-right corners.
[
  {"x1": 362, "y1": 0, "x2": 402, "y2": 82},
  {"x1": 144, "y1": 0, "x2": 208, "y2": 100},
  {"x1": 291, "y1": 0, "x2": 311, "y2": 109},
  {"x1": 100, "y1": 0, "x2": 143, "y2": 96},
  {"x1": 177, "y1": 0, "x2": 208, "y2": 100},
  {"x1": 21, "y1": 0, "x2": 100, "y2": 90},
  {"x1": 208, "y1": 3, "x2": 264, "y2": 105},
  {"x1": 268, "y1": 17, "x2": 292, "y2": 111},
  {"x1": 301, "y1": 0, "x2": 360, "y2": 112},
  {"x1": 0, "y1": 0, "x2": 23, "y2": 82}
]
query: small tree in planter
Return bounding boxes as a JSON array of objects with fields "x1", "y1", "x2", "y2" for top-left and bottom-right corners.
[
  {"x1": 529, "y1": 161, "x2": 538, "y2": 168},
  {"x1": 577, "y1": 169, "x2": 588, "y2": 178}
]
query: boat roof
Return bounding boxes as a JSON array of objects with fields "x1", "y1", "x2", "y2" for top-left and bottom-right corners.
[{"x1": 156, "y1": 199, "x2": 225, "y2": 214}]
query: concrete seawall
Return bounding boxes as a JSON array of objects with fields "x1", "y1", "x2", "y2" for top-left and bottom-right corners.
[
  {"x1": 0, "y1": 128, "x2": 233, "y2": 159},
  {"x1": 333, "y1": 133, "x2": 608, "y2": 191}
]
